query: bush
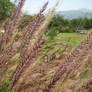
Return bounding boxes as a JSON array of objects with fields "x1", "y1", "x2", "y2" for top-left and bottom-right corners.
[
  {"x1": 61, "y1": 27, "x2": 74, "y2": 33},
  {"x1": 46, "y1": 27, "x2": 59, "y2": 39}
]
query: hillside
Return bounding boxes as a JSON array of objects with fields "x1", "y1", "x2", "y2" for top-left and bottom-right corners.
[{"x1": 57, "y1": 9, "x2": 92, "y2": 19}]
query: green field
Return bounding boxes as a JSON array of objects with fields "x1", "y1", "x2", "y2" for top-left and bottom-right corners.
[
  {"x1": 57, "y1": 33, "x2": 86, "y2": 48},
  {"x1": 43, "y1": 33, "x2": 87, "y2": 54}
]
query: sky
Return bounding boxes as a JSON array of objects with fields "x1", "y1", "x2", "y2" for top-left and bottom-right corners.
[{"x1": 11, "y1": 0, "x2": 92, "y2": 14}]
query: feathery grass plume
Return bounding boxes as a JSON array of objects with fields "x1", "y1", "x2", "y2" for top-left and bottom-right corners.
[
  {"x1": 76, "y1": 78, "x2": 92, "y2": 92},
  {"x1": 84, "y1": 51, "x2": 92, "y2": 68},
  {"x1": 0, "y1": 2, "x2": 48, "y2": 70},
  {"x1": 11, "y1": 37, "x2": 45, "y2": 90},
  {"x1": 0, "y1": 2, "x2": 48, "y2": 84},
  {"x1": 19, "y1": 2, "x2": 48, "y2": 56},
  {"x1": 11, "y1": 1, "x2": 58, "y2": 90},
  {"x1": 17, "y1": 1, "x2": 48, "y2": 41},
  {"x1": 21, "y1": 0, "x2": 59, "y2": 56},
  {"x1": 57, "y1": 45, "x2": 92, "y2": 92},
  {"x1": 0, "y1": 37, "x2": 22, "y2": 70},
  {"x1": 74, "y1": 47, "x2": 92, "y2": 73},
  {"x1": 0, "y1": 4, "x2": 47, "y2": 84},
  {"x1": 43, "y1": 31, "x2": 92, "y2": 92},
  {"x1": 43, "y1": 42, "x2": 71, "y2": 62},
  {"x1": 0, "y1": 0, "x2": 26, "y2": 52}
]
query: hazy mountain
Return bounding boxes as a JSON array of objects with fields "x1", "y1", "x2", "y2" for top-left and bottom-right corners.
[{"x1": 56, "y1": 9, "x2": 92, "y2": 19}]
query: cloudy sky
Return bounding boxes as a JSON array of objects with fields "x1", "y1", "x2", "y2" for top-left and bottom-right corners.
[{"x1": 11, "y1": 0, "x2": 92, "y2": 14}]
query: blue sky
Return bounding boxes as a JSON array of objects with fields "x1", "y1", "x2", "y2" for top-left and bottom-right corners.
[{"x1": 11, "y1": 0, "x2": 92, "y2": 14}]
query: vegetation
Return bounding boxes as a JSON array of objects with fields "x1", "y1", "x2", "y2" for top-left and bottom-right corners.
[
  {"x1": 18, "y1": 14, "x2": 92, "y2": 39},
  {"x1": 0, "y1": 0, "x2": 15, "y2": 26},
  {"x1": 0, "y1": 0, "x2": 92, "y2": 92},
  {"x1": 46, "y1": 15, "x2": 92, "y2": 39}
]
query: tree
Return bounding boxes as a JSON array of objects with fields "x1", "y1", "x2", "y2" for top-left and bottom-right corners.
[
  {"x1": 0, "y1": 0, "x2": 15, "y2": 24},
  {"x1": 84, "y1": 18, "x2": 92, "y2": 29},
  {"x1": 18, "y1": 14, "x2": 34, "y2": 30},
  {"x1": 49, "y1": 15, "x2": 69, "y2": 29}
]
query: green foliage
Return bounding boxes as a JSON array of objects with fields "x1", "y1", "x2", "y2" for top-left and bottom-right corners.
[
  {"x1": 70, "y1": 18, "x2": 82, "y2": 30},
  {"x1": 46, "y1": 14, "x2": 92, "y2": 39},
  {"x1": 18, "y1": 14, "x2": 34, "y2": 30},
  {"x1": 84, "y1": 18, "x2": 92, "y2": 29},
  {"x1": 46, "y1": 27, "x2": 59, "y2": 39},
  {"x1": 80, "y1": 68, "x2": 92, "y2": 79},
  {"x1": 0, "y1": 83, "x2": 9, "y2": 92},
  {"x1": 61, "y1": 27, "x2": 73, "y2": 33},
  {"x1": 46, "y1": 15, "x2": 73, "y2": 39},
  {"x1": 0, "y1": 0, "x2": 15, "y2": 23},
  {"x1": 71, "y1": 17, "x2": 92, "y2": 30},
  {"x1": 49, "y1": 15, "x2": 69, "y2": 27},
  {"x1": 48, "y1": 14, "x2": 70, "y2": 33}
]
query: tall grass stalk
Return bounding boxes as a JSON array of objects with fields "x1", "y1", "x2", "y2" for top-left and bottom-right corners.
[
  {"x1": 19, "y1": 2, "x2": 48, "y2": 56},
  {"x1": 43, "y1": 31, "x2": 92, "y2": 92},
  {"x1": 11, "y1": 37, "x2": 45, "y2": 90},
  {"x1": 76, "y1": 78, "x2": 92, "y2": 92},
  {"x1": 0, "y1": 0, "x2": 26, "y2": 52},
  {"x1": 11, "y1": 1, "x2": 58, "y2": 90},
  {"x1": 0, "y1": 2, "x2": 48, "y2": 70}
]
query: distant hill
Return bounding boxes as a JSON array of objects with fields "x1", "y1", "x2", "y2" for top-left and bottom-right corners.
[{"x1": 56, "y1": 9, "x2": 92, "y2": 19}]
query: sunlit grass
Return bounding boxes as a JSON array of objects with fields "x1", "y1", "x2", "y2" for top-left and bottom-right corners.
[{"x1": 56, "y1": 33, "x2": 86, "y2": 48}]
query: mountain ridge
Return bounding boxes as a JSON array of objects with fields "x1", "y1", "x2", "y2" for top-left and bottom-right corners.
[{"x1": 56, "y1": 9, "x2": 92, "y2": 19}]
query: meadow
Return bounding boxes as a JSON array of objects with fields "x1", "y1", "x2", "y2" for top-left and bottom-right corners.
[{"x1": 55, "y1": 33, "x2": 86, "y2": 47}]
